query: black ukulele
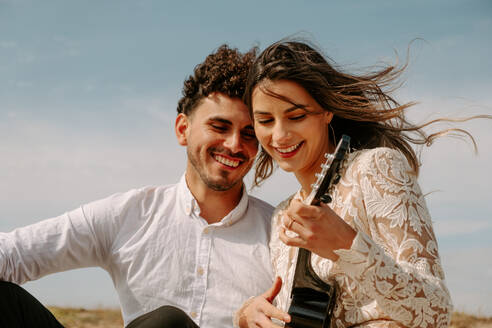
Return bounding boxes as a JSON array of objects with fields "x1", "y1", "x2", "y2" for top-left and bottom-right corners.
[{"x1": 285, "y1": 135, "x2": 351, "y2": 328}]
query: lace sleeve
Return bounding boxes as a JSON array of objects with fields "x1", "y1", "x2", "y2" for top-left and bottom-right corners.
[{"x1": 333, "y1": 148, "x2": 452, "y2": 328}]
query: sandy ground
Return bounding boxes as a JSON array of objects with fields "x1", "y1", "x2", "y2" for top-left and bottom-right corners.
[{"x1": 48, "y1": 307, "x2": 492, "y2": 328}]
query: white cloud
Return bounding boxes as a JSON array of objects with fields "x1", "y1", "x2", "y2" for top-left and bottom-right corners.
[
  {"x1": 18, "y1": 52, "x2": 36, "y2": 64},
  {"x1": 0, "y1": 115, "x2": 184, "y2": 230},
  {"x1": 473, "y1": 18, "x2": 492, "y2": 31},
  {"x1": 0, "y1": 41, "x2": 17, "y2": 48},
  {"x1": 52, "y1": 35, "x2": 81, "y2": 57},
  {"x1": 434, "y1": 219, "x2": 492, "y2": 237},
  {"x1": 14, "y1": 80, "x2": 33, "y2": 88},
  {"x1": 120, "y1": 94, "x2": 178, "y2": 123},
  {"x1": 393, "y1": 95, "x2": 492, "y2": 215},
  {"x1": 441, "y1": 247, "x2": 492, "y2": 315}
]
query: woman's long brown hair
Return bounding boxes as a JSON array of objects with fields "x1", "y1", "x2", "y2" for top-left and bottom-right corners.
[{"x1": 244, "y1": 39, "x2": 488, "y2": 187}]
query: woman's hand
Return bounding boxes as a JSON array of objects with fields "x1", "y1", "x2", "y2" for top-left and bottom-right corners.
[
  {"x1": 280, "y1": 198, "x2": 357, "y2": 261},
  {"x1": 238, "y1": 277, "x2": 291, "y2": 328}
]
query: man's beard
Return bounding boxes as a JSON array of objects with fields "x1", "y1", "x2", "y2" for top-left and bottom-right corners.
[{"x1": 187, "y1": 147, "x2": 249, "y2": 191}]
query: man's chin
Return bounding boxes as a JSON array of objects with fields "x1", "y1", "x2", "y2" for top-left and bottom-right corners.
[
  {"x1": 203, "y1": 172, "x2": 244, "y2": 192},
  {"x1": 206, "y1": 179, "x2": 241, "y2": 192}
]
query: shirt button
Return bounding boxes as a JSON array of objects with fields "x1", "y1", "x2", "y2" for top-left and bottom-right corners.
[
  {"x1": 190, "y1": 311, "x2": 197, "y2": 319},
  {"x1": 203, "y1": 227, "x2": 210, "y2": 234},
  {"x1": 185, "y1": 206, "x2": 191, "y2": 215},
  {"x1": 197, "y1": 267, "x2": 204, "y2": 275}
]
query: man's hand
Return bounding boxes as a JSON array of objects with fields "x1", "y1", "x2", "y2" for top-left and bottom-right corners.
[{"x1": 238, "y1": 277, "x2": 291, "y2": 327}]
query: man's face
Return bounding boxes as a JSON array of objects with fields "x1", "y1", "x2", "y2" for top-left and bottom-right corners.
[{"x1": 176, "y1": 93, "x2": 258, "y2": 192}]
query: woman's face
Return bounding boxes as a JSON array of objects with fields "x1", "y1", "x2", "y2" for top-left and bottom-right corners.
[{"x1": 251, "y1": 79, "x2": 333, "y2": 179}]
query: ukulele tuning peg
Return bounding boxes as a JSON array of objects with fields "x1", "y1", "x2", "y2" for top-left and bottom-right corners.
[
  {"x1": 324, "y1": 153, "x2": 334, "y2": 160},
  {"x1": 320, "y1": 194, "x2": 332, "y2": 204},
  {"x1": 315, "y1": 173, "x2": 322, "y2": 179}
]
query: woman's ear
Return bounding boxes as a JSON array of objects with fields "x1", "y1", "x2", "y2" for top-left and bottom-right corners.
[
  {"x1": 324, "y1": 111, "x2": 334, "y2": 125},
  {"x1": 175, "y1": 113, "x2": 189, "y2": 146}
]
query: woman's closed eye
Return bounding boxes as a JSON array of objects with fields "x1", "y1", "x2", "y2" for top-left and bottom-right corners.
[
  {"x1": 289, "y1": 114, "x2": 306, "y2": 121},
  {"x1": 255, "y1": 117, "x2": 274, "y2": 125}
]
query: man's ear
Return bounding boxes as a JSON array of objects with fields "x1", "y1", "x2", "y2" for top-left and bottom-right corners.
[{"x1": 175, "y1": 113, "x2": 189, "y2": 146}]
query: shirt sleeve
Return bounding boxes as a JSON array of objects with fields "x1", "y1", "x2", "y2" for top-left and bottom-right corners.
[
  {"x1": 0, "y1": 193, "x2": 124, "y2": 284},
  {"x1": 332, "y1": 148, "x2": 453, "y2": 328}
]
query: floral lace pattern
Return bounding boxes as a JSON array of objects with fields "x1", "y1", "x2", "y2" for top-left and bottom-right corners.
[{"x1": 270, "y1": 148, "x2": 452, "y2": 328}]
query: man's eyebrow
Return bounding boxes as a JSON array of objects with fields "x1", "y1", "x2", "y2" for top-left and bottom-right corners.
[{"x1": 209, "y1": 117, "x2": 232, "y2": 125}]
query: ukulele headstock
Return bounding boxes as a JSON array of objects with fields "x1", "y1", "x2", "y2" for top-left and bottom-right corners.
[{"x1": 304, "y1": 135, "x2": 350, "y2": 206}]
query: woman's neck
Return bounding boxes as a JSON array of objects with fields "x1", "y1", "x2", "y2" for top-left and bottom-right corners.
[
  {"x1": 295, "y1": 140, "x2": 336, "y2": 200},
  {"x1": 295, "y1": 171, "x2": 318, "y2": 200}
]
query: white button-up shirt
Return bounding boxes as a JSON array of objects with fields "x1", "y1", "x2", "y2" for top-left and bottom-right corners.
[{"x1": 0, "y1": 175, "x2": 274, "y2": 327}]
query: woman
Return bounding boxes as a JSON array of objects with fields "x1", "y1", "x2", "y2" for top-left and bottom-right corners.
[{"x1": 235, "y1": 40, "x2": 460, "y2": 328}]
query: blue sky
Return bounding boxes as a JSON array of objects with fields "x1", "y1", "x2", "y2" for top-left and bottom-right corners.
[{"x1": 1, "y1": 0, "x2": 491, "y2": 315}]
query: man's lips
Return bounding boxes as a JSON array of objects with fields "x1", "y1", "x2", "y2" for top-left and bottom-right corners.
[{"x1": 213, "y1": 153, "x2": 242, "y2": 168}]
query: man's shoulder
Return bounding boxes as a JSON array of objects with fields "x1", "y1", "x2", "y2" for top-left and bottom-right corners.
[
  {"x1": 125, "y1": 183, "x2": 178, "y2": 198},
  {"x1": 91, "y1": 183, "x2": 179, "y2": 211},
  {"x1": 115, "y1": 183, "x2": 176, "y2": 198},
  {"x1": 246, "y1": 194, "x2": 274, "y2": 217}
]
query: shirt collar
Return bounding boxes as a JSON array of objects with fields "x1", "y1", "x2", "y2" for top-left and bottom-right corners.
[{"x1": 177, "y1": 174, "x2": 248, "y2": 226}]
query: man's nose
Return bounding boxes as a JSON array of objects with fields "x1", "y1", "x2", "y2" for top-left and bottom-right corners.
[{"x1": 223, "y1": 132, "x2": 243, "y2": 153}]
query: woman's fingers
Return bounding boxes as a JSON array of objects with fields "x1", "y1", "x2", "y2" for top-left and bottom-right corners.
[
  {"x1": 281, "y1": 213, "x2": 312, "y2": 240},
  {"x1": 279, "y1": 225, "x2": 306, "y2": 247},
  {"x1": 280, "y1": 198, "x2": 357, "y2": 261}
]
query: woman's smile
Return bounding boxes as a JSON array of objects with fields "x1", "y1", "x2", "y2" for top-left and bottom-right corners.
[
  {"x1": 252, "y1": 80, "x2": 333, "y2": 180},
  {"x1": 273, "y1": 141, "x2": 304, "y2": 157}
]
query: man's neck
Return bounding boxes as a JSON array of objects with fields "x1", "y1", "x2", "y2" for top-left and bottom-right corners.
[{"x1": 185, "y1": 173, "x2": 244, "y2": 224}]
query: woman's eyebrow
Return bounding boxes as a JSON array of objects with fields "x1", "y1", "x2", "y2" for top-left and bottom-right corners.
[
  {"x1": 253, "y1": 104, "x2": 307, "y2": 116},
  {"x1": 284, "y1": 104, "x2": 307, "y2": 113}
]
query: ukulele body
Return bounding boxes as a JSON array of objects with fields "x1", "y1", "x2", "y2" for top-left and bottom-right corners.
[{"x1": 286, "y1": 135, "x2": 350, "y2": 328}]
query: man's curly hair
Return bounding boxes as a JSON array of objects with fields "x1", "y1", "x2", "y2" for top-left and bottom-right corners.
[{"x1": 177, "y1": 44, "x2": 256, "y2": 116}]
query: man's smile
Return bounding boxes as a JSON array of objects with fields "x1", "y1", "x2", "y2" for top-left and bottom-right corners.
[{"x1": 213, "y1": 153, "x2": 242, "y2": 168}]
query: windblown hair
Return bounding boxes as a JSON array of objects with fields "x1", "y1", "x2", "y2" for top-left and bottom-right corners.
[
  {"x1": 177, "y1": 44, "x2": 256, "y2": 116},
  {"x1": 244, "y1": 40, "x2": 483, "y2": 186}
]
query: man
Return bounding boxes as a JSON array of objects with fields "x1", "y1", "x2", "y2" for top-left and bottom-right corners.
[{"x1": 0, "y1": 45, "x2": 274, "y2": 328}]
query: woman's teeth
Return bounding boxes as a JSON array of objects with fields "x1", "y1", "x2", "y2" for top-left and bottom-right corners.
[
  {"x1": 214, "y1": 154, "x2": 240, "y2": 167},
  {"x1": 276, "y1": 142, "x2": 302, "y2": 154}
]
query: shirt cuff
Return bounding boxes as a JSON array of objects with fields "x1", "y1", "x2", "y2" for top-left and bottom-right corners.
[{"x1": 333, "y1": 231, "x2": 372, "y2": 279}]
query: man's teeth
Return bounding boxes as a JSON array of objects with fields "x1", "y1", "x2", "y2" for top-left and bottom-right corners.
[
  {"x1": 215, "y1": 155, "x2": 240, "y2": 167},
  {"x1": 276, "y1": 142, "x2": 301, "y2": 154}
]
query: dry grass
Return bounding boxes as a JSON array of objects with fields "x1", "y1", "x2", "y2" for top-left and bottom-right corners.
[
  {"x1": 450, "y1": 311, "x2": 492, "y2": 328},
  {"x1": 48, "y1": 307, "x2": 492, "y2": 328},
  {"x1": 48, "y1": 306, "x2": 123, "y2": 328}
]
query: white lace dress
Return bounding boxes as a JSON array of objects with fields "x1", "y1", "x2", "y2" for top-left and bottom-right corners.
[{"x1": 270, "y1": 147, "x2": 452, "y2": 328}]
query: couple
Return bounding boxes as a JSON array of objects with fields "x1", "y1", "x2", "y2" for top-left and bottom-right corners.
[{"x1": 1, "y1": 40, "x2": 454, "y2": 328}]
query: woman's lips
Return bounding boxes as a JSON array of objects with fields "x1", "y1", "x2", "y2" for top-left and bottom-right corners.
[{"x1": 273, "y1": 141, "x2": 303, "y2": 158}]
